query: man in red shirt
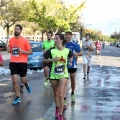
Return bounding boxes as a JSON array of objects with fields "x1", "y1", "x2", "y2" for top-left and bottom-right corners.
[
  {"x1": 95, "y1": 40, "x2": 101, "y2": 58},
  {"x1": 8, "y1": 24, "x2": 33, "y2": 105}
]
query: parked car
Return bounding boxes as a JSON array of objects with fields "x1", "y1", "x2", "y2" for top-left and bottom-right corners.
[
  {"x1": 27, "y1": 41, "x2": 43, "y2": 69},
  {"x1": 116, "y1": 43, "x2": 120, "y2": 47},
  {"x1": 110, "y1": 43, "x2": 114, "y2": 46},
  {"x1": 0, "y1": 40, "x2": 7, "y2": 51}
]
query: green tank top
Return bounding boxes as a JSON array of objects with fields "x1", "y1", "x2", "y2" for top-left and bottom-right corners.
[
  {"x1": 42, "y1": 40, "x2": 55, "y2": 51},
  {"x1": 50, "y1": 48, "x2": 70, "y2": 79}
]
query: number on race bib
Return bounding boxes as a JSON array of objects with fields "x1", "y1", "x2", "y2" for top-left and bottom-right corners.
[
  {"x1": 12, "y1": 48, "x2": 20, "y2": 56},
  {"x1": 54, "y1": 64, "x2": 65, "y2": 75}
]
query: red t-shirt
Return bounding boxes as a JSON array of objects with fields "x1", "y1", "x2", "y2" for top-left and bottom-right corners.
[
  {"x1": 9, "y1": 36, "x2": 31, "y2": 63},
  {"x1": 0, "y1": 54, "x2": 3, "y2": 62},
  {"x1": 95, "y1": 42, "x2": 101, "y2": 50}
]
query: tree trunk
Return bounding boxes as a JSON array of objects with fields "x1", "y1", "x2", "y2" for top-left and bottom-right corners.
[
  {"x1": 41, "y1": 31, "x2": 44, "y2": 41},
  {"x1": 6, "y1": 26, "x2": 10, "y2": 42}
]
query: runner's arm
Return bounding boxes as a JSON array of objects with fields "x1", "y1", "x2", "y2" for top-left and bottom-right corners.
[
  {"x1": 22, "y1": 48, "x2": 32, "y2": 55},
  {"x1": 88, "y1": 43, "x2": 95, "y2": 51},
  {"x1": 43, "y1": 49, "x2": 52, "y2": 63},
  {"x1": 75, "y1": 44, "x2": 83, "y2": 57},
  {"x1": 0, "y1": 61, "x2": 3, "y2": 66},
  {"x1": 0, "y1": 55, "x2": 3, "y2": 66},
  {"x1": 68, "y1": 50, "x2": 73, "y2": 63},
  {"x1": 7, "y1": 41, "x2": 11, "y2": 53}
]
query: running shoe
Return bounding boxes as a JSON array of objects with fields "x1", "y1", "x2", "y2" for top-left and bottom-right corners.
[
  {"x1": 26, "y1": 84, "x2": 32, "y2": 94},
  {"x1": 71, "y1": 94, "x2": 75, "y2": 102},
  {"x1": 55, "y1": 108, "x2": 59, "y2": 117},
  {"x1": 49, "y1": 80, "x2": 51, "y2": 86},
  {"x1": 64, "y1": 99, "x2": 67, "y2": 106},
  {"x1": 58, "y1": 115, "x2": 63, "y2": 120},
  {"x1": 44, "y1": 80, "x2": 49, "y2": 86},
  {"x1": 12, "y1": 97, "x2": 20, "y2": 105},
  {"x1": 64, "y1": 100, "x2": 67, "y2": 110},
  {"x1": 83, "y1": 76, "x2": 86, "y2": 79},
  {"x1": 20, "y1": 84, "x2": 24, "y2": 92}
]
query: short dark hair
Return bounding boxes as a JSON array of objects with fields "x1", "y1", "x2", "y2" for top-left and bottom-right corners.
[
  {"x1": 86, "y1": 34, "x2": 90, "y2": 37},
  {"x1": 47, "y1": 31, "x2": 53, "y2": 36},
  {"x1": 15, "y1": 24, "x2": 22, "y2": 31},
  {"x1": 55, "y1": 33, "x2": 66, "y2": 46}
]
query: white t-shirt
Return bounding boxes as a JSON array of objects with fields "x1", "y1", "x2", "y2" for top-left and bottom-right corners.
[{"x1": 82, "y1": 40, "x2": 94, "y2": 57}]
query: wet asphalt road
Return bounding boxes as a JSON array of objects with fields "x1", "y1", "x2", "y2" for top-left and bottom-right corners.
[{"x1": 0, "y1": 45, "x2": 120, "y2": 120}]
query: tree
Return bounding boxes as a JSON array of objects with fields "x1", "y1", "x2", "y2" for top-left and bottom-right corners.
[
  {"x1": 0, "y1": 0, "x2": 30, "y2": 40},
  {"x1": 29, "y1": 0, "x2": 85, "y2": 40},
  {"x1": 84, "y1": 29, "x2": 104, "y2": 41},
  {"x1": 0, "y1": 0, "x2": 12, "y2": 7}
]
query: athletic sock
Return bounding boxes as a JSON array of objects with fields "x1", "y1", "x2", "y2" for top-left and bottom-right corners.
[
  {"x1": 16, "y1": 96, "x2": 20, "y2": 99},
  {"x1": 64, "y1": 97, "x2": 66, "y2": 101},
  {"x1": 24, "y1": 82, "x2": 29, "y2": 88},
  {"x1": 71, "y1": 92, "x2": 74, "y2": 94}
]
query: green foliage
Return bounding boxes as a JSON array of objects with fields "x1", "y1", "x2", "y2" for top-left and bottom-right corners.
[
  {"x1": 29, "y1": 0, "x2": 85, "y2": 33},
  {"x1": 0, "y1": 0, "x2": 31, "y2": 39},
  {"x1": 84, "y1": 29, "x2": 103, "y2": 40},
  {"x1": 0, "y1": 0, "x2": 12, "y2": 7}
]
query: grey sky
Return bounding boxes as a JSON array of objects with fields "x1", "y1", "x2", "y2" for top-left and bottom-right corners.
[{"x1": 64, "y1": 0, "x2": 120, "y2": 36}]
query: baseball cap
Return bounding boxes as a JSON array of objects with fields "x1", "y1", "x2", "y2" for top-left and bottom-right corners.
[{"x1": 65, "y1": 30, "x2": 72, "y2": 35}]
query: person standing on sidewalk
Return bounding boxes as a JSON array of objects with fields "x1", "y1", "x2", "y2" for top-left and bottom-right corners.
[
  {"x1": 8, "y1": 24, "x2": 32, "y2": 105},
  {"x1": 82, "y1": 34, "x2": 95, "y2": 79},
  {"x1": 65, "y1": 30, "x2": 82, "y2": 102},
  {"x1": 43, "y1": 33, "x2": 73, "y2": 120},
  {"x1": 0, "y1": 54, "x2": 3, "y2": 66},
  {"x1": 42, "y1": 31, "x2": 55, "y2": 86}
]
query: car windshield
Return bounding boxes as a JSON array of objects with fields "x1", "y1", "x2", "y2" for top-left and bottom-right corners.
[{"x1": 30, "y1": 43, "x2": 42, "y2": 52}]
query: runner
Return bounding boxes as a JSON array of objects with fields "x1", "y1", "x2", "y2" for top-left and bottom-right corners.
[
  {"x1": 82, "y1": 34, "x2": 95, "y2": 79},
  {"x1": 42, "y1": 31, "x2": 55, "y2": 86},
  {"x1": 95, "y1": 40, "x2": 102, "y2": 58},
  {"x1": 65, "y1": 30, "x2": 82, "y2": 102},
  {"x1": 0, "y1": 54, "x2": 3, "y2": 66},
  {"x1": 8, "y1": 24, "x2": 32, "y2": 105},
  {"x1": 43, "y1": 33, "x2": 73, "y2": 120},
  {"x1": 102, "y1": 41, "x2": 105, "y2": 48}
]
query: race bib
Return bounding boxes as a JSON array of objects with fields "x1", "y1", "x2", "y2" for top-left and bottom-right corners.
[
  {"x1": 84, "y1": 47, "x2": 88, "y2": 51},
  {"x1": 12, "y1": 47, "x2": 19, "y2": 56},
  {"x1": 54, "y1": 64, "x2": 65, "y2": 75}
]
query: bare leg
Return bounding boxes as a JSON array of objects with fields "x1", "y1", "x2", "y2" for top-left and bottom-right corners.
[
  {"x1": 44, "y1": 66, "x2": 49, "y2": 80},
  {"x1": 12, "y1": 75, "x2": 19, "y2": 97},
  {"x1": 59, "y1": 78, "x2": 68, "y2": 115},
  {"x1": 70, "y1": 73, "x2": 76, "y2": 93},
  {"x1": 83, "y1": 64, "x2": 87, "y2": 79},
  {"x1": 50, "y1": 80, "x2": 59, "y2": 107},
  {"x1": 87, "y1": 66, "x2": 90, "y2": 73}
]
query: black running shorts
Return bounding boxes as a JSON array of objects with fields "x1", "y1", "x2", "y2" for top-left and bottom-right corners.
[
  {"x1": 43, "y1": 63, "x2": 50, "y2": 68},
  {"x1": 9, "y1": 62, "x2": 27, "y2": 77},
  {"x1": 68, "y1": 68, "x2": 77, "y2": 73}
]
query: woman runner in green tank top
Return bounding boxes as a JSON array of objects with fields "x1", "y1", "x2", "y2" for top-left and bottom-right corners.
[{"x1": 43, "y1": 33, "x2": 73, "y2": 119}]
